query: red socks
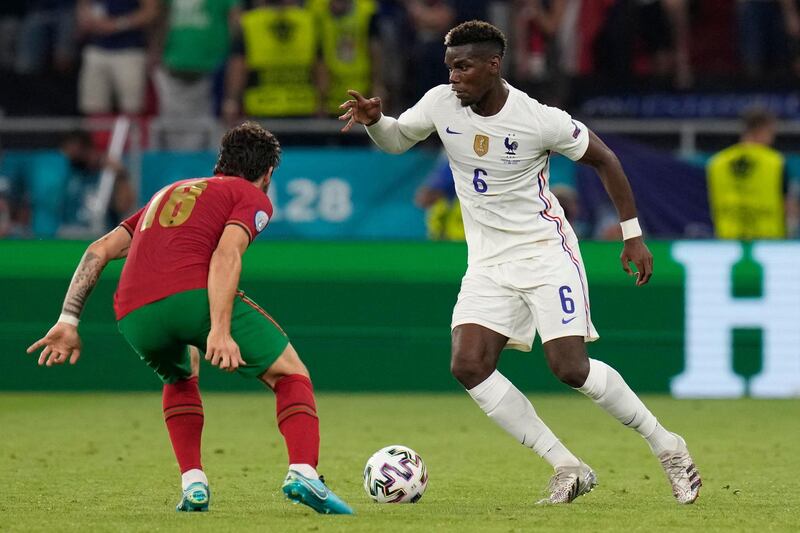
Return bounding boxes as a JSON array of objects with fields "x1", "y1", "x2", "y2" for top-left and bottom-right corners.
[
  {"x1": 162, "y1": 374, "x2": 318, "y2": 473},
  {"x1": 274, "y1": 374, "x2": 319, "y2": 467},
  {"x1": 163, "y1": 376, "x2": 204, "y2": 473}
]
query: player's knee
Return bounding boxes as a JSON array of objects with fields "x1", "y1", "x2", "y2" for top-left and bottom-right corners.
[
  {"x1": 450, "y1": 354, "x2": 493, "y2": 389},
  {"x1": 547, "y1": 356, "x2": 589, "y2": 388},
  {"x1": 259, "y1": 344, "x2": 309, "y2": 388}
]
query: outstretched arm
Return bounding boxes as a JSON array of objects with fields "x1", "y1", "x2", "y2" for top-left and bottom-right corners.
[
  {"x1": 579, "y1": 130, "x2": 653, "y2": 286},
  {"x1": 339, "y1": 90, "x2": 433, "y2": 153},
  {"x1": 205, "y1": 225, "x2": 249, "y2": 372},
  {"x1": 27, "y1": 226, "x2": 133, "y2": 366}
]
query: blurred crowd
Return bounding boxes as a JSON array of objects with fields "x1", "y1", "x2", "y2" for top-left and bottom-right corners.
[
  {"x1": 1, "y1": 1, "x2": 800, "y2": 124},
  {"x1": 1, "y1": 0, "x2": 799, "y2": 240}
]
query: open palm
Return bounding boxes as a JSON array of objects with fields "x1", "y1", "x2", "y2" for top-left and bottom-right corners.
[
  {"x1": 339, "y1": 90, "x2": 382, "y2": 132},
  {"x1": 27, "y1": 323, "x2": 83, "y2": 366}
]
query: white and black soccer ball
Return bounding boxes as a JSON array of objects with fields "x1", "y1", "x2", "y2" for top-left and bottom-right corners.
[{"x1": 363, "y1": 445, "x2": 428, "y2": 503}]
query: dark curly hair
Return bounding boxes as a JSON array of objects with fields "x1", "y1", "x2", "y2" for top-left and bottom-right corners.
[
  {"x1": 214, "y1": 121, "x2": 281, "y2": 182},
  {"x1": 444, "y1": 20, "x2": 506, "y2": 58}
]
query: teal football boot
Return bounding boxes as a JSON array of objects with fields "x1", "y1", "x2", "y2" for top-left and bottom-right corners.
[
  {"x1": 282, "y1": 470, "x2": 354, "y2": 515},
  {"x1": 176, "y1": 482, "x2": 210, "y2": 512}
]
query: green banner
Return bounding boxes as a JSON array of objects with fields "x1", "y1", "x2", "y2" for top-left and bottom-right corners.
[{"x1": 1, "y1": 240, "x2": 796, "y2": 396}]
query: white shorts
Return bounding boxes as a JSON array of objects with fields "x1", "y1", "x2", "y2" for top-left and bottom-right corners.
[{"x1": 451, "y1": 243, "x2": 599, "y2": 352}]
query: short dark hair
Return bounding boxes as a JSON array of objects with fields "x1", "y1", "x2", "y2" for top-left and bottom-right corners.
[
  {"x1": 214, "y1": 121, "x2": 281, "y2": 182},
  {"x1": 444, "y1": 20, "x2": 507, "y2": 58},
  {"x1": 742, "y1": 106, "x2": 777, "y2": 134}
]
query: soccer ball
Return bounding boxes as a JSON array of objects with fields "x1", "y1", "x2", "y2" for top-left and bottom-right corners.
[{"x1": 363, "y1": 445, "x2": 428, "y2": 503}]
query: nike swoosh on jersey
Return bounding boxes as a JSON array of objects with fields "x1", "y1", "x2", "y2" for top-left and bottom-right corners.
[
  {"x1": 445, "y1": 127, "x2": 462, "y2": 134},
  {"x1": 561, "y1": 317, "x2": 577, "y2": 324}
]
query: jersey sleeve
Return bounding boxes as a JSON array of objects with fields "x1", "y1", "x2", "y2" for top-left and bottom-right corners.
[
  {"x1": 366, "y1": 87, "x2": 439, "y2": 153},
  {"x1": 226, "y1": 184, "x2": 273, "y2": 243},
  {"x1": 539, "y1": 104, "x2": 590, "y2": 161},
  {"x1": 396, "y1": 87, "x2": 439, "y2": 142},
  {"x1": 120, "y1": 207, "x2": 144, "y2": 235}
]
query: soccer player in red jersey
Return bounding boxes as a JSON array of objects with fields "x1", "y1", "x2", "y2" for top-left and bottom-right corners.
[{"x1": 26, "y1": 122, "x2": 353, "y2": 515}]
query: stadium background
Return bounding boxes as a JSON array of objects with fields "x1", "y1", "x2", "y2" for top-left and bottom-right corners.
[
  {"x1": 2, "y1": 2, "x2": 800, "y2": 531},
  {"x1": 1, "y1": 0, "x2": 798, "y2": 399}
]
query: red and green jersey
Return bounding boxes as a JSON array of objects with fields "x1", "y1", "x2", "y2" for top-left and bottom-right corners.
[{"x1": 114, "y1": 176, "x2": 272, "y2": 320}]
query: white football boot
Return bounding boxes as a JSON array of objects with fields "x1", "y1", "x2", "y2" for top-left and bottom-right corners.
[
  {"x1": 658, "y1": 433, "x2": 701, "y2": 504},
  {"x1": 537, "y1": 462, "x2": 597, "y2": 504}
]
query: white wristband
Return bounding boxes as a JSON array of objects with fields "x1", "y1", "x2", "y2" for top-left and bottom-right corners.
[
  {"x1": 620, "y1": 218, "x2": 643, "y2": 240},
  {"x1": 58, "y1": 313, "x2": 80, "y2": 327}
]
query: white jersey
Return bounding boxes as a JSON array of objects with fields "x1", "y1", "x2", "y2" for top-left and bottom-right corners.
[{"x1": 367, "y1": 82, "x2": 589, "y2": 266}]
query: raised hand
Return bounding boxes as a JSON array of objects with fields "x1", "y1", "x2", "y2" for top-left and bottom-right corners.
[
  {"x1": 620, "y1": 236, "x2": 653, "y2": 286},
  {"x1": 339, "y1": 90, "x2": 382, "y2": 132},
  {"x1": 27, "y1": 323, "x2": 83, "y2": 366},
  {"x1": 205, "y1": 329, "x2": 246, "y2": 372}
]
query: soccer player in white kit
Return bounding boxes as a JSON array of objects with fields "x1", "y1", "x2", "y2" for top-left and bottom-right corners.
[{"x1": 339, "y1": 20, "x2": 701, "y2": 505}]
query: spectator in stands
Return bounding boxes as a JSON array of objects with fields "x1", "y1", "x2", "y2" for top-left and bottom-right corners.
[
  {"x1": 0, "y1": 173, "x2": 14, "y2": 237},
  {"x1": 76, "y1": 0, "x2": 159, "y2": 116},
  {"x1": 414, "y1": 153, "x2": 464, "y2": 241},
  {"x1": 513, "y1": 0, "x2": 574, "y2": 106},
  {"x1": 737, "y1": 0, "x2": 800, "y2": 80},
  {"x1": 153, "y1": 0, "x2": 242, "y2": 149},
  {"x1": 550, "y1": 183, "x2": 590, "y2": 237},
  {"x1": 313, "y1": 0, "x2": 385, "y2": 117},
  {"x1": 660, "y1": 0, "x2": 692, "y2": 88},
  {"x1": 57, "y1": 129, "x2": 135, "y2": 236},
  {"x1": 590, "y1": 0, "x2": 693, "y2": 89},
  {"x1": 0, "y1": 142, "x2": 18, "y2": 238},
  {"x1": 368, "y1": 0, "x2": 407, "y2": 113},
  {"x1": 405, "y1": 0, "x2": 455, "y2": 101},
  {"x1": 15, "y1": 1, "x2": 77, "y2": 75},
  {"x1": 223, "y1": 0, "x2": 323, "y2": 121},
  {"x1": 706, "y1": 107, "x2": 798, "y2": 240},
  {"x1": 0, "y1": 4, "x2": 26, "y2": 71}
]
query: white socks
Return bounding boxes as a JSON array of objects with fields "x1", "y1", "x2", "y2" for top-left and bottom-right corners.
[
  {"x1": 577, "y1": 358, "x2": 678, "y2": 455},
  {"x1": 466, "y1": 361, "x2": 679, "y2": 470},
  {"x1": 468, "y1": 370, "x2": 580, "y2": 468},
  {"x1": 289, "y1": 463, "x2": 319, "y2": 480},
  {"x1": 181, "y1": 468, "x2": 208, "y2": 490},
  {"x1": 181, "y1": 465, "x2": 319, "y2": 491}
]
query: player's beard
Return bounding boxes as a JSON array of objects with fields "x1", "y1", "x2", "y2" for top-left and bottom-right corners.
[{"x1": 456, "y1": 93, "x2": 474, "y2": 107}]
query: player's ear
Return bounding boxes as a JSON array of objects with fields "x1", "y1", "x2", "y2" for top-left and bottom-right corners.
[
  {"x1": 263, "y1": 166, "x2": 274, "y2": 185},
  {"x1": 488, "y1": 55, "x2": 501, "y2": 75},
  {"x1": 258, "y1": 166, "x2": 275, "y2": 193}
]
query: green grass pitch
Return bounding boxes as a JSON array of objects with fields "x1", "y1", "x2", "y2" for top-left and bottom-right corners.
[{"x1": 1, "y1": 393, "x2": 798, "y2": 532}]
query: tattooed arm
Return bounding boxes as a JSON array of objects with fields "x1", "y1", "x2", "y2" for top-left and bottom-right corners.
[
  {"x1": 26, "y1": 226, "x2": 132, "y2": 367},
  {"x1": 61, "y1": 227, "x2": 131, "y2": 318}
]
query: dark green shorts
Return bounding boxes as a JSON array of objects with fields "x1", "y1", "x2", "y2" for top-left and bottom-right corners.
[{"x1": 118, "y1": 289, "x2": 289, "y2": 384}]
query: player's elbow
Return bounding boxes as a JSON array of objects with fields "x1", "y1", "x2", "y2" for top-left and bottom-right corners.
[
  {"x1": 210, "y1": 246, "x2": 241, "y2": 273},
  {"x1": 592, "y1": 147, "x2": 622, "y2": 173},
  {"x1": 86, "y1": 239, "x2": 116, "y2": 265},
  {"x1": 382, "y1": 144, "x2": 409, "y2": 155}
]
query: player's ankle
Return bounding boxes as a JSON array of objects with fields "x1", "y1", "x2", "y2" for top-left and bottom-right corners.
[
  {"x1": 543, "y1": 441, "x2": 581, "y2": 469},
  {"x1": 289, "y1": 463, "x2": 319, "y2": 479},
  {"x1": 181, "y1": 468, "x2": 208, "y2": 490},
  {"x1": 644, "y1": 424, "x2": 680, "y2": 455}
]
